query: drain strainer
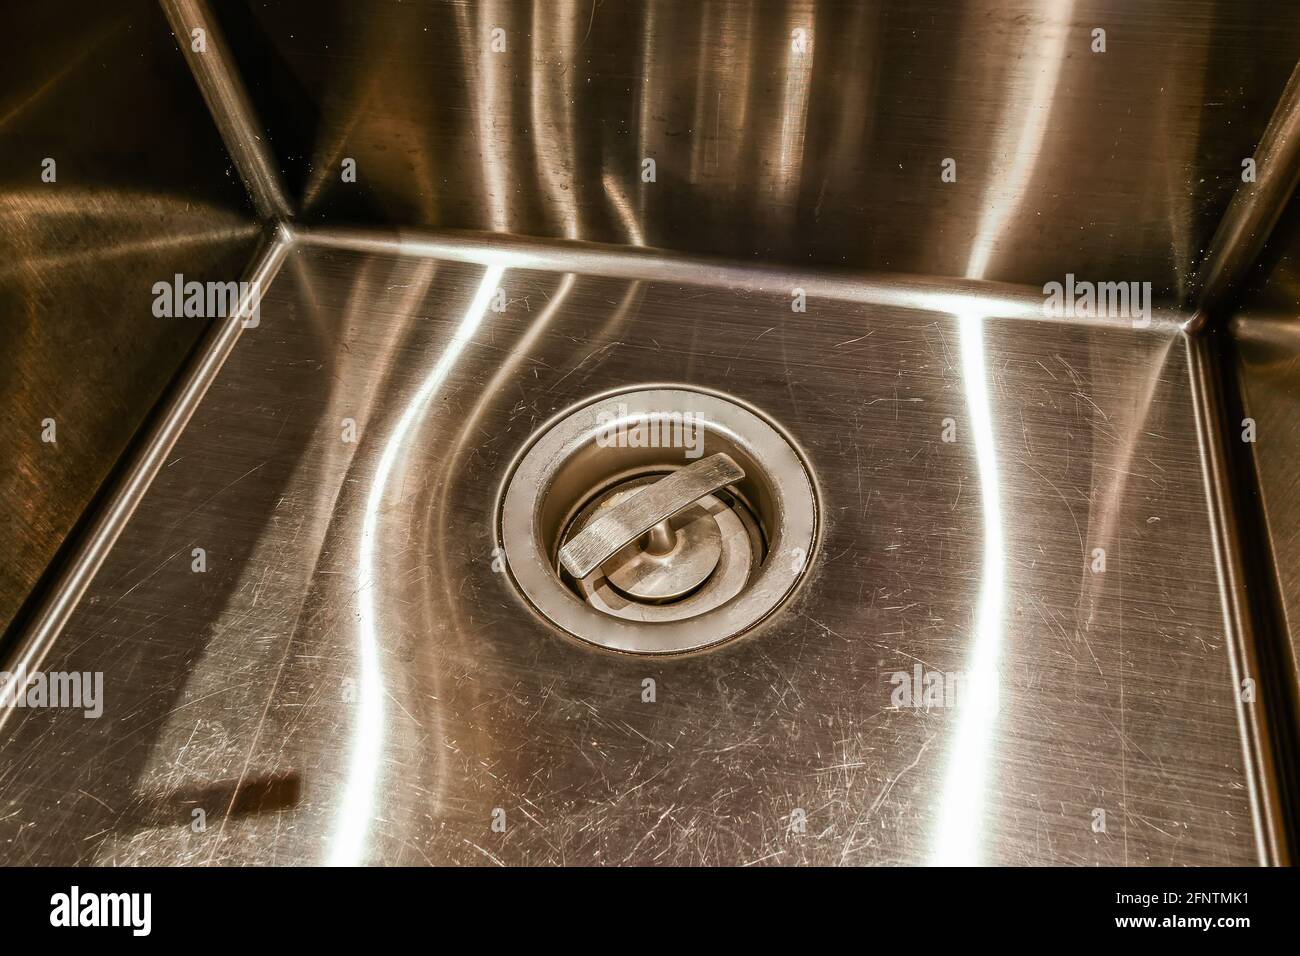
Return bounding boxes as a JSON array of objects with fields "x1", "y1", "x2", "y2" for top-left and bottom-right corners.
[{"x1": 497, "y1": 386, "x2": 818, "y2": 654}]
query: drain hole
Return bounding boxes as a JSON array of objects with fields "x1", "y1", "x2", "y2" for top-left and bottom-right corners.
[{"x1": 498, "y1": 387, "x2": 817, "y2": 654}]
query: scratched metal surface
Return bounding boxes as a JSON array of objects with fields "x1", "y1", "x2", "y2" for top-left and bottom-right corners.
[
  {"x1": 211, "y1": 0, "x2": 1300, "y2": 300},
  {"x1": 0, "y1": 242, "x2": 1256, "y2": 865},
  {"x1": 1232, "y1": 197, "x2": 1300, "y2": 693},
  {"x1": 0, "y1": 0, "x2": 258, "y2": 637}
]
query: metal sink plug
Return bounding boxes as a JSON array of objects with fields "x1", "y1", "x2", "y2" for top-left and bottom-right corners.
[
  {"x1": 559, "y1": 452, "x2": 745, "y2": 598},
  {"x1": 498, "y1": 387, "x2": 818, "y2": 654}
]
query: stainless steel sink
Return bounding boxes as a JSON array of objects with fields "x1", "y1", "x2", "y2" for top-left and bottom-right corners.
[{"x1": 2, "y1": 0, "x2": 1299, "y2": 867}]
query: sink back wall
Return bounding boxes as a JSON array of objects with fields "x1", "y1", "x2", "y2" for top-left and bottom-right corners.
[{"x1": 214, "y1": 0, "x2": 1300, "y2": 299}]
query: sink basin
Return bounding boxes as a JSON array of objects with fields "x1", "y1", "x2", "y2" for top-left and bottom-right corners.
[{"x1": 2, "y1": 0, "x2": 1298, "y2": 868}]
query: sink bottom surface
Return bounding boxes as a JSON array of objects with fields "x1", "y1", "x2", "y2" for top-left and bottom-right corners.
[{"x1": 0, "y1": 239, "x2": 1260, "y2": 866}]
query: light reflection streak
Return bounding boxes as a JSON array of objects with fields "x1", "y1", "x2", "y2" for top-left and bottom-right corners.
[
  {"x1": 530, "y1": 0, "x2": 581, "y2": 240},
  {"x1": 772, "y1": 18, "x2": 813, "y2": 208},
  {"x1": 932, "y1": 0, "x2": 1075, "y2": 865},
  {"x1": 329, "y1": 264, "x2": 504, "y2": 865},
  {"x1": 457, "y1": 1, "x2": 513, "y2": 233},
  {"x1": 602, "y1": 173, "x2": 645, "y2": 246},
  {"x1": 931, "y1": 307, "x2": 1007, "y2": 866}
]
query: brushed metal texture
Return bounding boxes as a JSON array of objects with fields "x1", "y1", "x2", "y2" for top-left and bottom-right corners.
[
  {"x1": 0, "y1": 0, "x2": 260, "y2": 637},
  {"x1": 0, "y1": 240, "x2": 1263, "y2": 865},
  {"x1": 559, "y1": 453, "x2": 746, "y2": 578},
  {"x1": 1230, "y1": 199, "x2": 1300, "y2": 708},
  {"x1": 211, "y1": 0, "x2": 1300, "y2": 297},
  {"x1": 3, "y1": 0, "x2": 1297, "y2": 870}
]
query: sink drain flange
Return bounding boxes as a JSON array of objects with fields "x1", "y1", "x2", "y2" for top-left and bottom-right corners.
[{"x1": 497, "y1": 386, "x2": 818, "y2": 654}]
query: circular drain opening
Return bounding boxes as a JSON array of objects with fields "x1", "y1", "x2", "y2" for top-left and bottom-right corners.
[{"x1": 497, "y1": 386, "x2": 818, "y2": 654}]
